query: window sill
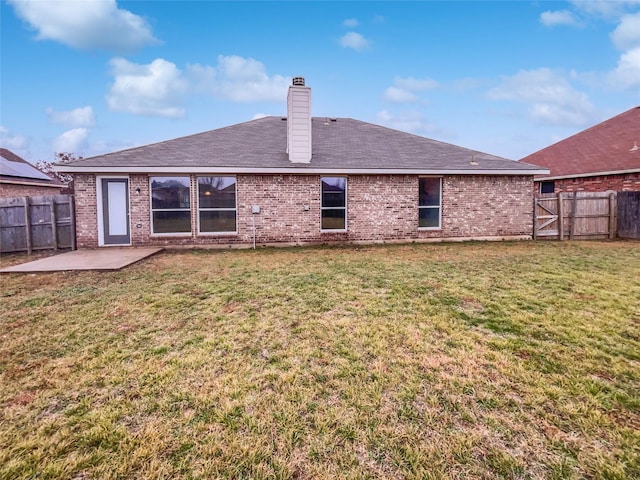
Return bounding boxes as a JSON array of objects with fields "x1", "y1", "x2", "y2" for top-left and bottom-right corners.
[
  {"x1": 321, "y1": 229, "x2": 348, "y2": 233},
  {"x1": 150, "y1": 232, "x2": 192, "y2": 237},
  {"x1": 197, "y1": 231, "x2": 238, "y2": 236},
  {"x1": 418, "y1": 227, "x2": 442, "y2": 231}
]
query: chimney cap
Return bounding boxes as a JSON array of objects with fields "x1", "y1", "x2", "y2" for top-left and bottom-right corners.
[{"x1": 292, "y1": 76, "x2": 305, "y2": 86}]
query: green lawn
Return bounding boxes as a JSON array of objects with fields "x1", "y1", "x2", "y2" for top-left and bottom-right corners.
[{"x1": 1, "y1": 241, "x2": 639, "y2": 479}]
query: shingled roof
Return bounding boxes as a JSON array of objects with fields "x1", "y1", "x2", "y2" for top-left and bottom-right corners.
[
  {"x1": 58, "y1": 117, "x2": 545, "y2": 175},
  {"x1": 521, "y1": 106, "x2": 640, "y2": 180}
]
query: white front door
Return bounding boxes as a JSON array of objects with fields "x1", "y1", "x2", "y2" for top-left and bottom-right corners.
[{"x1": 101, "y1": 178, "x2": 130, "y2": 245}]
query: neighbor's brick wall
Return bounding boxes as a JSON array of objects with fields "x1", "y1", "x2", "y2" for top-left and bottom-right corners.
[
  {"x1": 0, "y1": 183, "x2": 63, "y2": 198},
  {"x1": 538, "y1": 172, "x2": 640, "y2": 193},
  {"x1": 72, "y1": 173, "x2": 534, "y2": 248}
]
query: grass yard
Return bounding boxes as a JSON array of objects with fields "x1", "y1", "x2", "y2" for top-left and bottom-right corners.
[{"x1": 1, "y1": 241, "x2": 639, "y2": 479}]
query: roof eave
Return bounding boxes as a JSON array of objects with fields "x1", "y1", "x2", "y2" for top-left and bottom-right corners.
[
  {"x1": 0, "y1": 178, "x2": 65, "y2": 188},
  {"x1": 56, "y1": 165, "x2": 548, "y2": 176},
  {"x1": 535, "y1": 168, "x2": 640, "y2": 181}
]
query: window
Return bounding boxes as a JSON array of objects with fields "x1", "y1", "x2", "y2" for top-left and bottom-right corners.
[
  {"x1": 540, "y1": 181, "x2": 555, "y2": 194},
  {"x1": 198, "y1": 176, "x2": 237, "y2": 233},
  {"x1": 321, "y1": 177, "x2": 346, "y2": 230},
  {"x1": 418, "y1": 177, "x2": 441, "y2": 229},
  {"x1": 150, "y1": 176, "x2": 191, "y2": 234}
]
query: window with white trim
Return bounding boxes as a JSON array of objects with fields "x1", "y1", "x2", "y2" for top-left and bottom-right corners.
[
  {"x1": 197, "y1": 176, "x2": 237, "y2": 233},
  {"x1": 150, "y1": 176, "x2": 191, "y2": 234},
  {"x1": 321, "y1": 177, "x2": 347, "y2": 231},
  {"x1": 418, "y1": 177, "x2": 441, "y2": 229}
]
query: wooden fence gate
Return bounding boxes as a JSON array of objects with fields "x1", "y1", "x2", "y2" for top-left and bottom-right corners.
[
  {"x1": 0, "y1": 195, "x2": 76, "y2": 254},
  {"x1": 534, "y1": 192, "x2": 617, "y2": 240}
]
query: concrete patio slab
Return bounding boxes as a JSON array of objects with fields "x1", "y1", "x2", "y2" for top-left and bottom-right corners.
[{"x1": 0, "y1": 247, "x2": 163, "y2": 273}]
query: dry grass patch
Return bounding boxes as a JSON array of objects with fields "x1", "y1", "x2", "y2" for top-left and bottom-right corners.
[{"x1": 1, "y1": 241, "x2": 639, "y2": 479}]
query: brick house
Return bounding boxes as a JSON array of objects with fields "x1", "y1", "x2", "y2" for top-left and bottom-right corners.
[
  {"x1": 1, "y1": 148, "x2": 65, "y2": 197},
  {"x1": 57, "y1": 78, "x2": 547, "y2": 249},
  {"x1": 521, "y1": 106, "x2": 640, "y2": 194}
]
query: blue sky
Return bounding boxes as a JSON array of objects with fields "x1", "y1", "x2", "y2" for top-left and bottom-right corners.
[{"x1": 1, "y1": 0, "x2": 639, "y2": 164}]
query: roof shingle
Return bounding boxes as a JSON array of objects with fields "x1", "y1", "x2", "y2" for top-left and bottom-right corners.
[
  {"x1": 521, "y1": 106, "x2": 640, "y2": 179},
  {"x1": 60, "y1": 117, "x2": 543, "y2": 174}
]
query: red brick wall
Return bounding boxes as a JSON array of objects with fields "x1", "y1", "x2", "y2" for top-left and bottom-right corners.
[
  {"x1": 0, "y1": 183, "x2": 63, "y2": 197},
  {"x1": 130, "y1": 175, "x2": 151, "y2": 246},
  {"x1": 441, "y1": 175, "x2": 533, "y2": 238},
  {"x1": 74, "y1": 174, "x2": 98, "y2": 248},
  {"x1": 73, "y1": 173, "x2": 534, "y2": 248},
  {"x1": 537, "y1": 172, "x2": 640, "y2": 193}
]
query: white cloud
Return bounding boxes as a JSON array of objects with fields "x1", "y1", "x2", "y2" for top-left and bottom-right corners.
[
  {"x1": 487, "y1": 68, "x2": 596, "y2": 126},
  {"x1": 375, "y1": 110, "x2": 446, "y2": 137},
  {"x1": 343, "y1": 18, "x2": 359, "y2": 27},
  {"x1": 394, "y1": 76, "x2": 439, "y2": 91},
  {"x1": 339, "y1": 32, "x2": 370, "y2": 51},
  {"x1": 106, "y1": 55, "x2": 288, "y2": 117},
  {"x1": 540, "y1": 10, "x2": 580, "y2": 27},
  {"x1": 383, "y1": 86, "x2": 420, "y2": 104},
  {"x1": 569, "y1": 0, "x2": 640, "y2": 19},
  {"x1": 46, "y1": 106, "x2": 95, "y2": 127},
  {"x1": 0, "y1": 126, "x2": 29, "y2": 154},
  {"x1": 607, "y1": 47, "x2": 640, "y2": 90},
  {"x1": 383, "y1": 76, "x2": 438, "y2": 104},
  {"x1": 452, "y1": 77, "x2": 481, "y2": 92},
  {"x1": 107, "y1": 57, "x2": 188, "y2": 118},
  {"x1": 541, "y1": 2, "x2": 640, "y2": 94},
  {"x1": 188, "y1": 55, "x2": 289, "y2": 102},
  {"x1": 607, "y1": 11, "x2": 640, "y2": 93},
  {"x1": 53, "y1": 128, "x2": 89, "y2": 153},
  {"x1": 252, "y1": 113, "x2": 268, "y2": 120},
  {"x1": 611, "y1": 12, "x2": 640, "y2": 50},
  {"x1": 7, "y1": 0, "x2": 158, "y2": 53}
]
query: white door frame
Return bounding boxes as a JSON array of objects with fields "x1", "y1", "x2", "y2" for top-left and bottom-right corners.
[{"x1": 97, "y1": 175, "x2": 131, "y2": 246}]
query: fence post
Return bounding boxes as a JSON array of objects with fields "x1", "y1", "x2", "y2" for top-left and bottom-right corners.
[
  {"x1": 69, "y1": 196, "x2": 77, "y2": 251},
  {"x1": 569, "y1": 192, "x2": 577, "y2": 240},
  {"x1": 558, "y1": 193, "x2": 564, "y2": 241},
  {"x1": 23, "y1": 197, "x2": 33, "y2": 254},
  {"x1": 49, "y1": 199, "x2": 58, "y2": 252},
  {"x1": 533, "y1": 196, "x2": 538, "y2": 240},
  {"x1": 609, "y1": 192, "x2": 616, "y2": 239}
]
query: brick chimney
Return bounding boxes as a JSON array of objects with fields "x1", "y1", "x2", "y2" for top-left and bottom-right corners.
[{"x1": 287, "y1": 76, "x2": 312, "y2": 163}]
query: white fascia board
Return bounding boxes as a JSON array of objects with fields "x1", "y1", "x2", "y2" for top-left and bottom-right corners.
[
  {"x1": 536, "y1": 168, "x2": 640, "y2": 181},
  {"x1": 56, "y1": 165, "x2": 549, "y2": 176}
]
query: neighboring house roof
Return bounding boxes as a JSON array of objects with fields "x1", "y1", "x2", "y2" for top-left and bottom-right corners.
[
  {"x1": 57, "y1": 117, "x2": 546, "y2": 175},
  {"x1": 521, "y1": 106, "x2": 640, "y2": 180},
  {"x1": 0, "y1": 148, "x2": 65, "y2": 188}
]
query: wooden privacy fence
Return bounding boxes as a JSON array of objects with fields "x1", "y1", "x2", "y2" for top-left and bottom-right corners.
[
  {"x1": 0, "y1": 195, "x2": 76, "y2": 254},
  {"x1": 617, "y1": 191, "x2": 640, "y2": 239},
  {"x1": 534, "y1": 191, "x2": 617, "y2": 240}
]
